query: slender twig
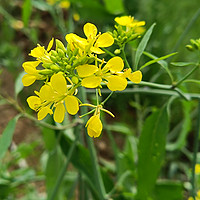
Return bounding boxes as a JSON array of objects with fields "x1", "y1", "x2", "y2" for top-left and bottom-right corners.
[
  {"x1": 121, "y1": 45, "x2": 131, "y2": 68},
  {"x1": 191, "y1": 101, "x2": 200, "y2": 199},
  {"x1": 172, "y1": 64, "x2": 199, "y2": 88}
]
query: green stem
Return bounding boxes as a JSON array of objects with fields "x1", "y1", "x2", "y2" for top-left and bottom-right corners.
[
  {"x1": 101, "y1": 91, "x2": 114, "y2": 106},
  {"x1": 101, "y1": 48, "x2": 116, "y2": 57},
  {"x1": 173, "y1": 64, "x2": 199, "y2": 87},
  {"x1": 79, "y1": 87, "x2": 106, "y2": 200},
  {"x1": 191, "y1": 101, "x2": 200, "y2": 199},
  {"x1": 48, "y1": 133, "x2": 79, "y2": 200},
  {"x1": 121, "y1": 45, "x2": 131, "y2": 68}
]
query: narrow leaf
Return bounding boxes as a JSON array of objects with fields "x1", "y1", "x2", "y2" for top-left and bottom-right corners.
[
  {"x1": 22, "y1": 0, "x2": 32, "y2": 27},
  {"x1": 15, "y1": 71, "x2": 26, "y2": 98},
  {"x1": 171, "y1": 62, "x2": 196, "y2": 67},
  {"x1": 140, "y1": 52, "x2": 177, "y2": 70},
  {"x1": 0, "y1": 115, "x2": 20, "y2": 159},
  {"x1": 135, "y1": 23, "x2": 156, "y2": 69},
  {"x1": 137, "y1": 106, "x2": 169, "y2": 199}
]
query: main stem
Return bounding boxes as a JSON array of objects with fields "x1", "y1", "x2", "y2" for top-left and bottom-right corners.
[{"x1": 79, "y1": 87, "x2": 106, "y2": 200}]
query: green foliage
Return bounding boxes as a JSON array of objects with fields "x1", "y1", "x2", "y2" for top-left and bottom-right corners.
[{"x1": 137, "y1": 105, "x2": 169, "y2": 199}]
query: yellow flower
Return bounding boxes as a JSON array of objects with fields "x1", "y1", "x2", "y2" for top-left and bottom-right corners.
[
  {"x1": 86, "y1": 115, "x2": 103, "y2": 138},
  {"x1": 115, "y1": 16, "x2": 145, "y2": 28},
  {"x1": 29, "y1": 38, "x2": 54, "y2": 63},
  {"x1": 77, "y1": 56, "x2": 127, "y2": 91},
  {"x1": 22, "y1": 61, "x2": 43, "y2": 86},
  {"x1": 195, "y1": 164, "x2": 200, "y2": 174},
  {"x1": 122, "y1": 68, "x2": 143, "y2": 84},
  {"x1": 65, "y1": 22, "x2": 114, "y2": 55},
  {"x1": 27, "y1": 73, "x2": 79, "y2": 123},
  {"x1": 188, "y1": 197, "x2": 194, "y2": 200},
  {"x1": 83, "y1": 104, "x2": 114, "y2": 138}
]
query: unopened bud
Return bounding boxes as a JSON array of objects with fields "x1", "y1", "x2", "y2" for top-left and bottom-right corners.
[
  {"x1": 57, "y1": 49, "x2": 65, "y2": 57},
  {"x1": 66, "y1": 65, "x2": 71, "y2": 70},
  {"x1": 50, "y1": 64, "x2": 60, "y2": 72},
  {"x1": 71, "y1": 76, "x2": 79, "y2": 84},
  {"x1": 56, "y1": 39, "x2": 66, "y2": 52},
  {"x1": 114, "y1": 49, "x2": 121, "y2": 54},
  {"x1": 43, "y1": 63, "x2": 53, "y2": 69},
  {"x1": 50, "y1": 50, "x2": 58, "y2": 57},
  {"x1": 50, "y1": 55, "x2": 57, "y2": 62},
  {"x1": 39, "y1": 69, "x2": 53, "y2": 75},
  {"x1": 186, "y1": 45, "x2": 194, "y2": 51},
  {"x1": 190, "y1": 39, "x2": 199, "y2": 50}
]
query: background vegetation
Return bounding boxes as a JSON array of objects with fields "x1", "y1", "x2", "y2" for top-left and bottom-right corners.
[{"x1": 0, "y1": 0, "x2": 200, "y2": 199}]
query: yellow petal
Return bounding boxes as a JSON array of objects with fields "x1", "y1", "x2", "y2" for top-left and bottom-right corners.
[
  {"x1": 29, "y1": 46, "x2": 45, "y2": 58},
  {"x1": 77, "y1": 64, "x2": 98, "y2": 77},
  {"x1": 65, "y1": 95, "x2": 79, "y2": 115},
  {"x1": 22, "y1": 74, "x2": 37, "y2": 86},
  {"x1": 54, "y1": 103, "x2": 65, "y2": 123},
  {"x1": 115, "y1": 16, "x2": 134, "y2": 26},
  {"x1": 129, "y1": 21, "x2": 146, "y2": 28},
  {"x1": 104, "y1": 56, "x2": 124, "y2": 73},
  {"x1": 86, "y1": 115, "x2": 102, "y2": 138},
  {"x1": 47, "y1": 38, "x2": 54, "y2": 51},
  {"x1": 90, "y1": 46, "x2": 105, "y2": 54},
  {"x1": 83, "y1": 23, "x2": 97, "y2": 39},
  {"x1": 22, "y1": 61, "x2": 41, "y2": 71},
  {"x1": 105, "y1": 75, "x2": 127, "y2": 91},
  {"x1": 81, "y1": 76, "x2": 102, "y2": 88},
  {"x1": 128, "y1": 70, "x2": 142, "y2": 83},
  {"x1": 95, "y1": 33, "x2": 114, "y2": 48},
  {"x1": 27, "y1": 96, "x2": 41, "y2": 110},
  {"x1": 38, "y1": 106, "x2": 53, "y2": 120},
  {"x1": 50, "y1": 73, "x2": 67, "y2": 94},
  {"x1": 65, "y1": 33, "x2": 87, "y2": 47},
  {"x1": 39, "y1": 84, "x2": 54, "y2": 101}
]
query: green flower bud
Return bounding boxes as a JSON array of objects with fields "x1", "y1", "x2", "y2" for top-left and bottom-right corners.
[
  {"x1": 50, "y1": 55, "x2": 58, "y2": 62},
  {"x1": 73, "y1": 48, "x2": 79, "y2": 56},
  {"x1": 88, "y1": 57, "x2": 95, "y2": 64},
  {"x1": 190, "y1": 39, "x2": 199, "y2": 50},
  {"x1": 50, "y1": 64, "x2": 60, "y2": 72},
  {"x1": 39, "y1": 69, "x2": 53, "y2": 75},
  {"x1": 57, "y1": 49, "x2": 65, "y2": 57},
  {"x1": 114, "y1": 49, "x2": 121, "y2": 54},
  {"x1": 43, "y1": 63, "x2": 53, "y2": 69},
  {"x1": 71, "y1": 76, "x2": 79, "y2": 84},
  {"x1": 66, "y1": 65, "x2": 72, "y2": 70},
  {"x1": 56, "y1": 39, "x2": 66, "y2": 52},
  {"x1": 50, "y1": 50, "x2": 58, "y2": 57},
  {"x1": 186, "y1": 45, "x2": 194, "y2": 51}
]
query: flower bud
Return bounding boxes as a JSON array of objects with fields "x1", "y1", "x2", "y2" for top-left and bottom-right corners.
[
  {"x1": 56, "y1": 39, "x2": 66, "y2": 52},
  {"x1": 43, "y1": 63, "x2": 53, "y2": 69},
  {"x1": 50, "y1": 64, "x2": 60, "y2": 72},
  {"x1": 39, "y1": 69, "x2": 53, "y2": 75},
  {"x1": 186, "y1": 45, "x2": 194, "y2": 51},
  {"x1": 71, "y1": 76, "x2": 79, "y2": 84},
  {"x1": 50, "y1": 55, "x2": 58, "y2": 62},
  {"x1": 114, "y1": 49, "x2": 121, "y2": 54},
  {"x1": 57, "y1": 49, "x2": 65, "y2": 57}
]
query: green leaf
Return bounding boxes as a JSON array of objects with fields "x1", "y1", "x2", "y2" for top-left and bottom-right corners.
[
  {"x1": 134, "y1": 23, "x2": 156, "y2": 69},
  {"x1": 171, "y1": 62, "x2": 196, "y2": 67},
  {"x1": 140, "y1": 52, "x2": 177, "y2": 70},
  {"x1": 46, "y1": 146, "x2": 64, "y2": 199},
  {"x1": 154, "y1": 180, "x2": 183, "y2": 200},
  {"x1": 15, "y1": 71, "x2": 26, "y2": 98},
  {"x1": 137, "y1": 106, "x2": 169, "y2": 199},
  {"x1": 59, "y1": 135, "x2": 101, "y2": 199},
  {"x1": 22, "y1": 0, "x2": 32, "y2": 27},
  {"x1": 103, "y1": 0, "x2": 124, "y2": 14},
  {"x1": 0, "y1": 115, "x2": 20, "y2": 159}
]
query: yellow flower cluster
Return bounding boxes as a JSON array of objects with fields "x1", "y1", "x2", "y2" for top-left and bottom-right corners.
[{"x1": 22, "y1": 18, "x2": 143, "y2": 138}]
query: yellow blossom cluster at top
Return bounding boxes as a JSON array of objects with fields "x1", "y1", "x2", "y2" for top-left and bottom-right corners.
[{"x1": 22, "y1": 17, "x2": 144, "y2": 138}]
